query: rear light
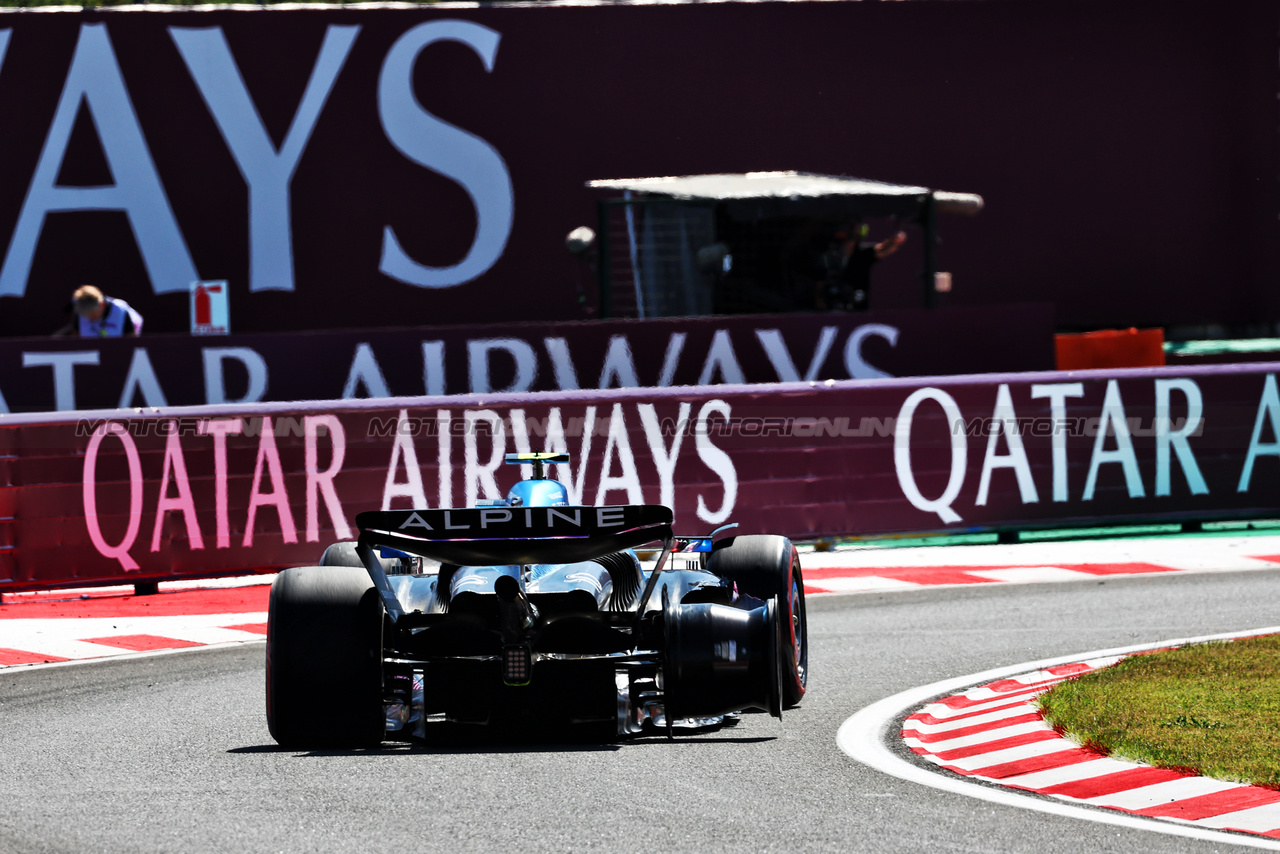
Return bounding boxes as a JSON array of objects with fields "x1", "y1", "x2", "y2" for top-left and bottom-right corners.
[{"x1": 503, "y1": 644, "x2": 532, "y2": 686}]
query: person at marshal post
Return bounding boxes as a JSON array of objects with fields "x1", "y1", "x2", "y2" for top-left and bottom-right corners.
[{"x1": 54, "y1": 285, "x2": 144, "y2": 337}]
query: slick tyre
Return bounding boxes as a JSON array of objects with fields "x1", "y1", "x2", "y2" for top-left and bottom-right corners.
[
  {"x1": 707, "y1": 534, "x2": 808, "y2": 707},
  {"x1": 266, "y1": 566, "x2": 385, "y2": 749},
  {"x1": 319, "y1": 541, "x2": 400, "y2": 573},
  {"x1": 319, "y1": 541, "x2": 365, "y2": 567}
]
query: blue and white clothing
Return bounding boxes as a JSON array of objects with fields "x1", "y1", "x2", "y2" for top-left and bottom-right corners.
[{"x1": 78, "y1": 297, "x2": 143, "y2": 337}]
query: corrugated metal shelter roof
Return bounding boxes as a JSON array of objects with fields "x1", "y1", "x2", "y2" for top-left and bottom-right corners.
[{"x1": 587, "y1": 171, "x2": 983, "y2": 217}]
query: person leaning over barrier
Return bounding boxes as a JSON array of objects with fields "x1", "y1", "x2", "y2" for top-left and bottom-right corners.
[{"x1": 54, "y1": 285, "x2": 144, "y2": 337}]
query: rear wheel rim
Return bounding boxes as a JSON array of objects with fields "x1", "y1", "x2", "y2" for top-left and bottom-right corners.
[{"x1": 790, "y1": 575, "x2": 806, "y2": 686}]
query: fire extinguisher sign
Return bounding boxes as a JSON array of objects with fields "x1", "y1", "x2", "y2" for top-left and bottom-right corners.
[{"x1": 190, "y1": 280, "x2": 230, "y2": 336}]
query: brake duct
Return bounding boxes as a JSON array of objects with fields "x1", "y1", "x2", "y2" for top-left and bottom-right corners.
[{"x1": 662, "y1": 597, "x2": 784, "y2": 720}]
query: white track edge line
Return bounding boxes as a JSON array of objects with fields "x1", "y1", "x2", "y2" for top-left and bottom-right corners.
[
  {"x1": 836, "y1": 625, "x2": 1280, "y2": 851},
  {"x1": 805, "y1": 561, "x2": 1280, "y2": 598},
  {"x1": 0, "y1": 638, "x2": 266, "y2": 674}
]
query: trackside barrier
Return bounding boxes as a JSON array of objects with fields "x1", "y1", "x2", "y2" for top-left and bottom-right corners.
[
  {"x1": 1, "y1": 363, "x2": 1278, "y2": 591},
  {"x1": 0, "y1": 306, "x2": 1053, "y2": 413}
]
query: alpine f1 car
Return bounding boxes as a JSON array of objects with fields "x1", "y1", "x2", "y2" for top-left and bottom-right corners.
[{"x1": 266, "y1": 452, "x2": 807, "y2": 747}]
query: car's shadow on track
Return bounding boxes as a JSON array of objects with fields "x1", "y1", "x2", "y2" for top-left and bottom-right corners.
[
  {"x1": 230, "y1": 721, "x2": 777, "y2": 756},
  {"x1": 626, "y1": 736, "x2": 775, "y2": 745},
  {"x1": 231, "y1": 724, "x2": 623, "y2": 755},
  {"x1": 230, "y1": 743, "x2": 621, "y2": 756}
]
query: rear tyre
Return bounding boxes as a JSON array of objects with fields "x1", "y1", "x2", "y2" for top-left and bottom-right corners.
[
  {"x1": 319, "y1": 541, "x2": 403, "y2": 573},
  {"x1": 266, "y1": 566, "x2": 385, "y2": 749},
  {"x1": 707, "y1": 534, "x2": 808, "y2": 707},
  {"x1": 319, "y1": 541, "x2": 364, "y2": 567}
]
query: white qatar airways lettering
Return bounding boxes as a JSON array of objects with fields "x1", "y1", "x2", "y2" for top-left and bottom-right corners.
[
  {"x1": 1154, "y1": 378, "x2": 1208, "y2": 497},
  {"x1": 22, "y1": 351, "x2": 99, "y2": 411},
  {"x1": 1029, "y1": 382, "x2": 1085, "y2": 502},
  {"x1": 23, "y1": 324, "x2": 900, "y2": 412},
  {"x1": 343, "y1": 343, "x2": 392, "y2": 399},
  {"x1": 377, "y1": 20, "x2": 513, "y2": 288},
  {"x1": 595, "y1": 402, "x2": 644, "y2": 505},
  {"x1": 894, "y1": 377, "x2": 1225, "y2": 525},
  {"x1": 468, "y1": 339, "x2": 537, "y2": 395},
  {"x1": 349, "y1": 325, "x2": 897, "y2": 400},
  {"x1": 0, "y1": 23, "x2": 196, "y2": 297},
  {"x1": 1081, "y1": 380, "x2": 1145, "y2": 501},
  {"x1": 1238, "y1": 373, "x2": 1280, "y2": 492},
  {"x1": 170, "y1": 24, "x2": 358, "y2": 293},
  {"x1": 694, "y1": 399, "x2": 737, "y2": 525},
  {"x1": 893, "y1": 387, "x2": 967, "y2": 524},
  {"x1": 119, "y1": 349, "x2": 168, "y2": 408},
  {"x1": 0, "y1": 20, "x2": 511, "y2": 300},
  {"x1": 975, "y1": 383, "x2": 1037, "y2": 507},
  {"x1": 203, "y1": 347, "x2": 269, "y2": 405},
  {"x1": 21, "y1": 344, "x2": 268, "y2": 412}
]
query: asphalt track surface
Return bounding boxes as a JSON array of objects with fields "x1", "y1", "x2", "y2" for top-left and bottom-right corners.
[{"x1": 3, "y1": 568, "x2": 1280, "y2": 854}]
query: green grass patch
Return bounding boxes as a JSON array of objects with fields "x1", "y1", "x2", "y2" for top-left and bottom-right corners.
[{"x1": 1038, "y1": 635, "x2": 1280, "y2": 788}]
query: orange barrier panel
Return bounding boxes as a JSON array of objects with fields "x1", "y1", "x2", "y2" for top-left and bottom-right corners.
[{"x1": 1056, "y1": 328, "x2": 1165, "y2": 370}]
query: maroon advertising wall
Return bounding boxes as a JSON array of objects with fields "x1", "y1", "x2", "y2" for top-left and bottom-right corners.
[
  {"x1": 0, "y1": 305, "x2": 1054, "y2": 412},
  {"x1": 2, "y1": 363, "x2": 1278, "y2": 592},
  {"x1": 0, "y1": 0, "x2": 1275, "y2": 339}
]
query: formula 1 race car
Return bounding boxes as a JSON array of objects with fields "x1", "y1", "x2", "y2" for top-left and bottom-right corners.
[{"x1": 265, "y1": 452, "x2": 807, "y2": 747}]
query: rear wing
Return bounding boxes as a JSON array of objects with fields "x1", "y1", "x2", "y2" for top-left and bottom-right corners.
[{"x1": 355, "y1": 505, "x2": 674, "y2": 567}]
